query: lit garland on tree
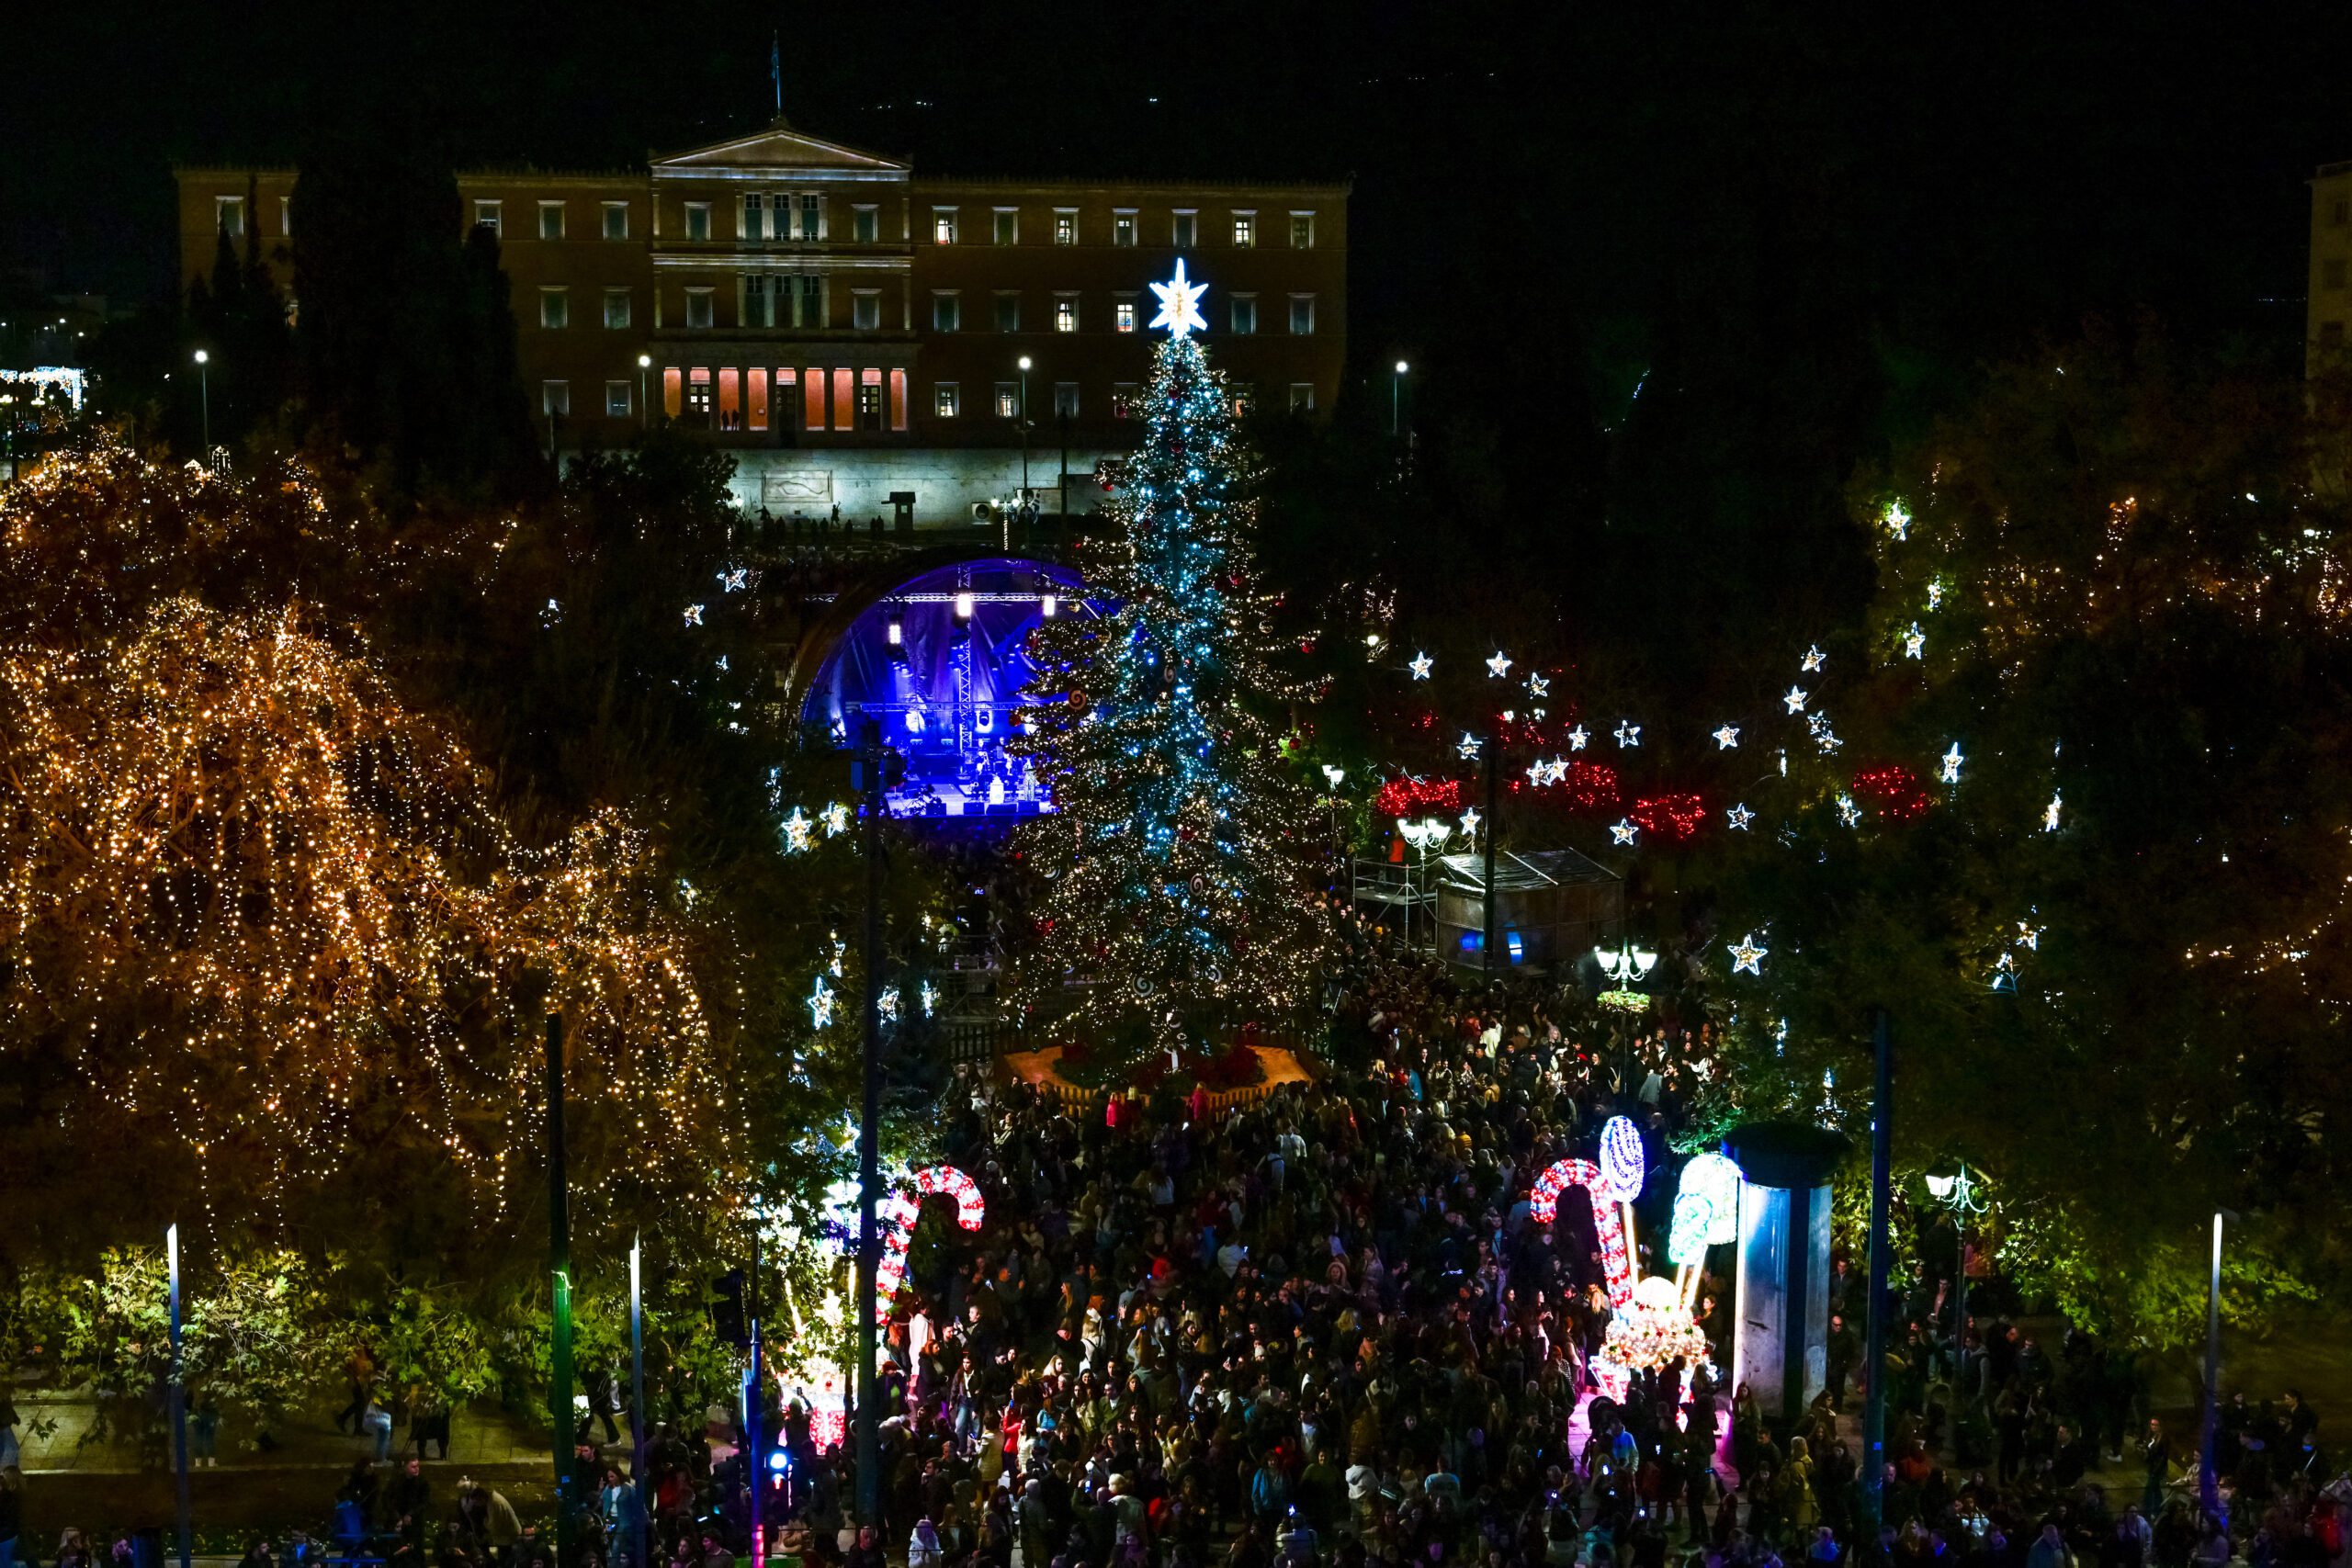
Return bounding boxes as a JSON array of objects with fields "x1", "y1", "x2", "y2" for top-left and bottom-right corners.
[{"x1": 1011, "y1": 274, "x2": 1329, "y2": 1058}]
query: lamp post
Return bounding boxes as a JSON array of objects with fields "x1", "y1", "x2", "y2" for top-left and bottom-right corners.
[
  {"x1": 1017, "y1": 355, "x2": 1034, "y2": 532},
  {"x1": 1924, "y1": 1164, "x2": 1988, "y2": 1404},
  {"x1": 2199, "y1": 1208, "x2": 2236, "y2": 1517},
  {"x1": 638, "y1": 353, "x2": 652, "y2": 429},
  {"x1": 192, "y1": 349, "x2": 210, "y2": 452},
  {"x1": 1391, "y1": 359, "x2": 1408, "y2": 436},
  {"x1": 168, "y1": 1224, "x2": 191, "y2": 1568},
  {"x1": 1320, "y1": 765, "x2": 1349, "y2": 899},
  {"x1": 629, "y1": 1233, "x2": 650, "y2": 1568}
]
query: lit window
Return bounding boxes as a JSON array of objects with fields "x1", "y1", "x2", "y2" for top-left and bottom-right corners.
[
  {"x1": 994, "y1": 209, "x2": 1018, "y2": 245},
  {"x1": 1231, "y1": 212, "x2": 1255, "y2": 247},
  {"x1": 537, "y1": 201, "x2": 565, "y2": 241},
  {"x1": 1114, "y1": 211, "x2": 1137, "y2": 247},
  {"x1": 1288, "y1": 294, "x2": 1316, "y2": 335},
  {"x1": 280, "y1": 196, "x2": 292, "y2": 236},
  {"x1": 1114, "y1": 298, "x2": 1137, "y2": 333},
  {"x1": 604, "y1": 288, "x2": 632, "y2": 329},
  {"x1": 933, "y1": 208, "x2": 959, "y2": 244},
  {"x1": 994, "y1": 293, "x2": 1020, "y2": 333},
  {"x1": 216, "y1": 195, "x2": 245, "y2": 237},
  {"x1": 741, "y1": 194, "x2": 768, "y2": 242},
  {"x1": 933, "y1": 293, "x2": 960, "y2": 332},
  {"x1": 935, "y1": 382, "x2": 961, "y2": 418},
  {"x1": 798, "y1": 193, "x2": 822, "y2": 241},
  {"x1": 1053, "y1": 383, "x2": 1079, "y2": 420},
  {"x1": 2328, "y1": 258, "x2": 2348, "y2": 291},
  {"x1": 858, "y1": 376, "x2": 884, "y2": 431},
  {"x1": 1290, "y1": 211, "x2": 1316, "y2": 249},
  {"x1": 1112, "y1": 383, "x2": 1138, "y2": 418},
  {"x1": 1172, "y1": 210, "x2": 1196, "y2": 249},
  {"x1": 606, "y1": 380, "x2": 632, "y2": 417},
  {"x1": 1288, "y1": 382, "x2": 1315, "y2": 413},
  {"x1": 995, "y1": 382, "x2": 1020, "y2": 419},
  {"x1": 1230, "y1": 296, "x2": 1256, "y2": 335},
  {"x1": 473, "y1": 199, "x2": 502, "y2": 236},
  {"x1": 1054, "y1": 296, "x2": 1078, "y2": 333},
  {"x1": 685, "y1": 288, "x2": 714, "y2": 330},
  {"x1": 853, "y1": 291, "x2": 881, "y2": 331},
  {"x1": 684, "y1": 202, "x2": 711, "y2": 242},
  {"x1": 539, "y1": 288, "x2": 570, "y2": 330},
  {"x1": 1229, "y1": 387, "x2": 1253, "y2": 418},
  {"x1": 854, "y1": 206, "x2": 879, "y2": 243},
  {"x1": 603, "y1": 202, "x2": 629, "y2": 240},
  {"x1": 543, "y1": 380, "x2": 571, "y2": 416},
  {"x1": 1055, "y1": 210, "x2": 1078, "y2": 245}
]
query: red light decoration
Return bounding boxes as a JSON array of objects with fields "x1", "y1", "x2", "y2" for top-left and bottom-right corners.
[
  {"x1": 1629, "y1": 792, "x2": 1707, "y2": 840},
  {"x1": 1851, "y1": 764, "x2": 1931, "y2": 821},
  {"x1": 1375, "y1": 775, "x2": 1464, "y2": 818},
  {"x1": 1551, "y1": 760, "x2": 1623, "y2": 813}
]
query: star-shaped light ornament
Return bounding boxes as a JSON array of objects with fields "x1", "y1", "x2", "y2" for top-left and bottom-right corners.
[
  {"x1": 1526, "y1": 673, "x2": 1550, "y2": 698},
  {"x1": 719, "y1": 567, "x2": 749, "y2": 592},
  {"x1": 808, "y1": 975, "x2": 834, "y2": 1029},
  {"x1": 1884, "y1": 502, "x2": 1911, "y2": 541},
  {"x1": 1784, "y1": 686, "x2": 1809, "y2": 714},
  {"x1": 877, "y1": 986, "x2": 900, "y2": 1022},
  {"x1": 1837, "y1": 794, "x2": 1861, "y2": 827},
  {"x1": 821, "y1": 802, "x2": 851, "y2": 837},
  {"x1": 1614, "y1": 720, "x2": 1641, "y2": 748},
  {"x1": 1713, "y1": 724, "x2": 1741, "y2": 750},
  {"x1": 1729, "y1": 933, "x2": 1770, "y2": 976},
  {"x1": 683, "y1": 603, "x2": 705, "y2": 627},
  {"x1": 1459, "y1": 807, "x2": 1483, "y2": 840},
  {"x1": 2043, "y1": 792, "x2": 2063, "y2": 832},
  {"x1": 781, "y1": 807, "x2": 815, "y2": 853},
  {"x1": 2017, "y1": 919, "x2": 2042, "y2": 951},
  {"x1": 1611, "y1": 818, "x2": 1639, "y2": 846},
  {"x1": 1904, "y1": 623, "x2": 1926, "y2": 660},
  {"x1": 1486, "y1": 650, "x2": 1513, "y2": 678},
  {"x1": 1940, "y1": 744, "x2": 1964, "y2": 784},
  {"x1": 1802, "y1": 644, "x2": 1826, "y2": 672},
  {"x1": 1726, "y1": 802, "x2": 1755, "y2": 830},
  {"x1": 1567, "y1": 725, "x2": 1591, "y2": 751},
  {"x1": 1456, "y1": 732, "x2": 1483, "y2": 760},
  {"x1": 1927, "y1": 578, "x2": 1946, "y2": 610},
  {"x1": 1408, "y1": 651, "x2": 1433, "y2": 681},
  {"x1": 1148, "y1": 257, "x2": 1209, "y2": 337}
]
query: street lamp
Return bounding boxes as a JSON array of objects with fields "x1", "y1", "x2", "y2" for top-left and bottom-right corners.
[
  {"x1": 1924, "y1": 1163, "x2": 1989, "y2": 1401},
  {"x1": 1392, "y1": 359, "x2": 1408, "y2": 436},
  {"x1": 637, "y1": 353, "x2": 652, "y2": 429},
  {"x1": 191, "y1": 349, "x2": 210, "y2": 452},
  {"x1": 1592, "y1": 941, "x2": 1659, "y2": 987},
  {"x1": 1017, "y1": 355, "x2": 1034, "y2": 517}
]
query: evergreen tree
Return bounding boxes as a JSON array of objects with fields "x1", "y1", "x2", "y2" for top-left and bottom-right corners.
[{"x1": 1012, "y1": 307, "x2": 1329, "y2": 1059}]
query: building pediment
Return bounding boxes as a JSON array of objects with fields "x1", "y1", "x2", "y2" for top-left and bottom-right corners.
[{"x1": 653, "y1": 119, "x2": 910, "y2": 182}]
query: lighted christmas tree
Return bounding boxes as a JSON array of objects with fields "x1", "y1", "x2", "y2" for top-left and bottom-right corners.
[{"x1": 1012, "y1": 261, "x2": 1329, "y2": 1059}]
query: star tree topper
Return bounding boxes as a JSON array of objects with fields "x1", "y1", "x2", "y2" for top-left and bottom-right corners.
[{"x1": 1148, "y1": 257, "x2": 1209, "y2": 337}]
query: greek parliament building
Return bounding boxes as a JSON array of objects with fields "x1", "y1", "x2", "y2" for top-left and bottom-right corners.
[{"x1": 175, "y1": 120, "x2": 1348, "y2": 521}]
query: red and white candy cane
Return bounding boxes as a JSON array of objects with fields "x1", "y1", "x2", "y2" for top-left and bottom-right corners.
[
  {"x1": 1530, "y1": 1157, "x2": 1634, "y2": 1308},
  {"x1": 873, "y1": 1164, "x2": 987, "y2": 1321}
]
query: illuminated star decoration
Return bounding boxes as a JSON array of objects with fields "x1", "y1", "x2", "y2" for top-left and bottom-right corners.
[
  {"x1": 541, "y1": 598, "x2": 562, "y2": 627},
  {"x1": 821, "y1": 802, "x2": 851, "y2": 837},
  {"x1": 1837, "y1": 794, "x2": 1861, "y2": 827},
  {"x1": 1927, "y1": 578, "x2": 1946, "y2": 610},
  {"x1": 2017, "y1": 918, "x2": 2041, "y2": 951},
  {"x1": 1486, "y1": 649, "x2": 1514, "y2": 678},
  {"x1": 1409, "y1": 651, "x2": 1433, "y2": 681},
  {"x1": 1614, "y1": 719, "x2": 1641, "y2": 748},
  {"x1": 1726, "y1": 802, "x2": 1754, "y2": 830},
  {"x1": 1526, "y1": 672, "x2": 1549, "y2": 698},
  {"x1": 683, "y1": 604, "x2": 705, "y2": 627},
  {"x1": 1904, "y1": 622, "x2": 1926, "y2": 660},
  {"x1": 1456, "y1": 731, "x2": 1483, "y2": 760},
  {"x1": 1459, "y1": 807, "x2": 1482, "y2": 840},
  {"x1": 781, "y1": 807, "x2": 815, "y2": 853},
  {"x1": 1884, "y1": 502, "x2": 1911, "y2": 540},
  {"x1": 1713, "y1": 724, "x2": 1740, "y2": 750},
  {"x1": 1148, "y1": 256, "x2": 1209, "y2": 337},
  {"x1": 808, "y1": 975, "x2": 835, "y2": 1029},
  {"x1": 1567, "y1": 724, "x2": 1590, "y2": 751},
  {"x1": 719, "y1": 567, "x2": 749, "y2": 592},
  {"x1": 1784, "y1": 686, "x2": 1809, "y2": 714},
  {"x1": 2043, "y1": 791, "x2": 2063, "y2": 832},
  {"x1": 1611, "y1": 818, "x2": 1638, "y2": 846},
  {"x1": 1802, "y1": 644, "x2": 1826, "y2": 672},
  {"x1": 1939, "y1": 743, "x2": 1964, "y2": 784},
  {"x1": 1729, "y1": 933, "x2": 1769, "y2": 976},
  {"x1": 877, "y1": 986, "x2": 899, "y2": 1022},
  {"x1": 920, "y1": 981, "x2": 939, "y2": 1016}
]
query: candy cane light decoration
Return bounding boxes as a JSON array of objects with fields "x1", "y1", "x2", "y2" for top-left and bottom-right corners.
[
  {"x1": 1530, "y1": 1157, "x2": 1634, "y2": 1307},
  {"x1": 872, "y1": 1164, "x2": 986, "y2": 1322}
]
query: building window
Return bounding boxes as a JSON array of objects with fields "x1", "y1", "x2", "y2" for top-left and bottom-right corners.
[
  {"x1": 1114, "y1": 210, "x2": 1137, "y2": 247},
  {"x1": 473, "y1": 199, "x2": 502, "y2": 237},
  {"x1": 1054, "y1": 296, "x2": 1078, "y2": 333},
  {"x1": 935, "y1": 382, "x2": 961, "y2": 418},
  {"x1": 854, "y1": 205, "x2": 879, "y2": 243},
  {"x1": 994, "y1": 293, "x2": 1020, "y2": 333},
  {"x1": 797, "y1": 276, "x2": 824, "y2": 328},
  {"x1": 933, "y1": 292, "x2": 961, "y2": 332},
  {"x1": 1114, "y1": 297, "x2": 1138, "y2": 333},
  {"x1": 1229, "y1": 387, "x2": 1254, "y2": 418},
  {"x1": 741, "y1": 194, "x2": 768, "y2": 241},
  {"x1": 1288, "y1": 294, "x2": 1316, "y2": 335},
  {"x1": 606, "y1": 380, "x2": 632, "y2": 418},
  {"x1": 1290, "y1": 211, "x2": 1316, "y2": 249},
  {"x1": 1172, "y1": 210, "x2": 1197, "y2": 249},
  {"x1": 2327, "y1": 258, "x2": 2348, "y2": 291},
  {"x1": 933, "y1": 208, "x2": 959, "y2": 244},
  {"x1": 537, "y1": 201, "x2": 565, "y2": 241},
  {"x1": 741, "y1": 276, "x2": 775, "y2": 329},
  {"x1": 1231, "y1": 212, "x2": 1255, "y2": 247},
  {"x1": 603, "y1": 201, "x2": 629, "y2": 240},
  {"x1": 1054, "y1": 209, "x2": 1078, "y2": 245},
  {"x1": 798, "y1": 193, "x2": 822, "y2": 241},
  {"x1": 684, "y1": 288, "x2": 714, "y2": 330},
  {"x1": 216, "y1": 195, "x2": 245, "y2": 237},
  {"x1": 687, "y1": 368, "x2": 713, "y2": 423},
  {"x1": 684, "y1": 202, "x2": 711, "y2": 242},
  {"x1": 604, "y1": 288, "x2": 632, "y2": 329},
  {"x1": 280, "y1": 196, "x2": 293, "y2": 236},
  {"x1": 1052, "y1": 383, "x2": 1080, "y2": 420},
  {"x1": 853, "y1": 290, "x2": 882, "y2": 331},
  {"x1": 539, "y1": 288, "x2": 570, "y2": 330},
  {"x1": 995, "y1": 382, "x2": 1020, "y2": 419},
  {"x1": 1112, "y1": 383, "x2": 1138, "y2": 419},
  {"x1": 1288, "y1": 382, "x2": 1315, "y2": 412},
  {"x1": 858, "y1": 376, "x2": 884, "y2": 431},
  {"x1": 543, "y1": 379, "x2": 571, "y2": 416},
  {"x1": 2335, "y1": 197, "x2": 2350, "y2": 227},
  {"x1": 994, "y1": 208, "x2": 1019, "y2": 245},
  {"x1": 1230, "y1": 295, "x2": 1257, "y2": 335}
]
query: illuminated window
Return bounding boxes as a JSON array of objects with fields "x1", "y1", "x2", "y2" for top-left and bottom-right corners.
[
  {"x1": 718, "y1": 368, "x2": 741, "y2": 429},
  {"x1": 1230, "y1": 295, "x2": 1256, "y2": 335},
  {"x1": 684, "y1": 288, "x2": 714, "y2": 330},
  {"x1": 994, "y1": 209, "x2": 1019, "y2": 245},
  {"x1": 748, "y1": 371, "x2": 769, "y2": 432},
  {"x1": 798, "y1": 193, "x2": 822, "y2": 240},
  {"x1": 1113, "y1": 210, "x2": 1137, "y2": 247},
  {"x1": 890, "y1": 368, "x2": 908, "y2": 430},
  {"x1": 537, "y1": 201, "x2": 565, "y2": 241},
  {"x1": 933, "y1": 208, "x2": 959, "y2": 244},
  {"x1": 933, "y1": 292, "x2": 961, "y2": 332},
  {"x1": 684, "y1": 202, "x2": 711, "y2": 242},
  {"x1": 1054, "y1": 209, "x2": 1078, "y2": 245},
  {"x1": 1053, "y1": 382, "x2": 1079, "y2": 420},
  {"x1": 1171, "y1": 210, "x2": 1196, "y2": 249},
  {"x1": 774, "y1": 368, "x2": 798, "y2": 431},
  {"x1": 1288, "y1": 294, "x2": 1316, "y2": 335},
  {"x1": 741, "y1": 194, "x2": 768, "y2": 241},
  {"x1": 741, "y1": 276, "x2": 775, "y2": 329},
  {"x1": 603, "y1": 201, "x2": 629, "y2": 240},
  {"x1": 832, "y1": 368, "x2": 854, "y2": 430},
  {"x1": 935, "y1": 382, "x2": 961, "y2": 418},
  {"x1": 604, "y1": 288, "x2": 632, "y2": 329},
  {"x1": 543, "y1": 380, "x2": 571, "y2": 416},
  {"x1": 686, "y1": 368, "x2": 712, "y2": 422},
  {"x1": 1288, "y1": 382, "x2": 1315, "y2": 412},
  {"x1": 1230, "y1": 212, "x2": 1255, "y2": 247},
  {"x1": 858, "y1": 378, "x2": 884, "y2": 432},
  {"x1": 995, "y1": 382, "x2": 1020, "y2": 419},
  {"x1": 216, "y1": 195, "x2": 245, "y2": 237},
  {"x1": 853, "y1": 290, "x2": 881, "y2": 331},
  {"x1": 1290, "y1": 211, "x2": 1316, "y2": 249},
  {"x1": 280, "y1": 196, "x2": 292, "y2": 236},
  {"x1": 606, "y1": 380, "x2": 631, "y2": 417},
  {"x1": 1114, "y1": 298, "x2": 1137, "y2": 333},
  {"x1": 663, "y1": 367, "x2": 682, "y2": 418},
  {"x1": 539, "y1": 288, "x2": 570, "y2": 330},
  {"x1": 2328, "y1": 258, "x2": 2348, "y2": 291},
  {"x1": 472, "y1": 199, "x2": 502, "y2": 237},
  {"x1": 994, "y1": 293, "x2": 1020, "y2": 333},
  {"x1": 1054, "y1": 295, "x2": 1078, "y2": 333},
  {"x1": 803, "y1": 367, "x2": 825, "y2": 430},
  {"x1": 1229, "y1": 387, "x2": 1253, "y2": 418},
  {"x1": 1112, "y1": 383, "x2": 1138, "y2": 418},
  {"x1": 854, "y1": 205, "x2": 879, "y2": 243}
]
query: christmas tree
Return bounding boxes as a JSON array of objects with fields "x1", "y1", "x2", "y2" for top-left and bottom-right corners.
[{"x1": 1012, "y1": 262, "x2": 1329, "y2": 1059}]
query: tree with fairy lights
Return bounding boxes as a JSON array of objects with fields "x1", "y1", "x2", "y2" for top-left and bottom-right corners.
[{"x1": 1012, "y1": 261, "x2": 1329, "y2": 1061}]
